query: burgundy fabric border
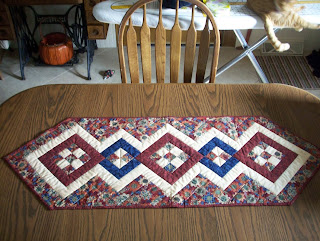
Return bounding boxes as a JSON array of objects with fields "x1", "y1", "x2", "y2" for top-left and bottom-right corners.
[
  {"x1": 51, "y1": 200, "x2": 294, "y2": 210},
  {"x1": 38, "y1": 134, "x2": 105, "y2": 186},
  {"x1": 234, "y1": 132, "x2": 298, "y2": 182},
  {"x1": 136, "y1": 133, "x2": 203, "y2": 184}
]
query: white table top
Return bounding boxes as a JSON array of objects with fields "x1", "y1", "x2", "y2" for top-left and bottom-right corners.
[{"x1": 93, "y1": 0, "x2": 320, "y2": 30}]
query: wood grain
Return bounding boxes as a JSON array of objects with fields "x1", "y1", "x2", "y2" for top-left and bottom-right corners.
[
  {"x1": 155, "y1": 0, "x2": 166, "y2": 83},
  {"x1": 127, "y1": 18, "x2": 140, "y2": 83},
  {"x1": 196, "y1": 18, "x2": 210, "y2": 83},
  {"x1": 170, "y1": 0, "x2": 182, "y2": 83},
  {"x1": 140, "y1": 4, "x2": 152, "y2": 83},
  {"x1": 221, "y1": 30, "x2": 237, "y2": 47},
  {"x1": 184, "y1": 5, "x2": 196, "y2": 83},
  {"x1": 1, "y1": 84, "x2": 320, "y2": 241},
  {"x1": 118, "y1": 26, "x2": 223, "y2": 46}
]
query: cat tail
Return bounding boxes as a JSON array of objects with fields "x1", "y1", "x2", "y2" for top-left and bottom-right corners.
[{"x1": 264, "y1": 17, "x2": 290, "y2": 52}]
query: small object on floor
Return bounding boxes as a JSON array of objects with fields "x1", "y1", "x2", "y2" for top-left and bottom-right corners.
[{"x1": 103, "y1": 69, "x2": 115, "y2": 80}]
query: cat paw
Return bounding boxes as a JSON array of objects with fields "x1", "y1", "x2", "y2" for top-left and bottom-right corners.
[
  {"x1": 295, "y1": 28, "x2": 303, "y2": 32},
  {"x1": 277, "y1": 43, "x2": 290, "y2": 52}
]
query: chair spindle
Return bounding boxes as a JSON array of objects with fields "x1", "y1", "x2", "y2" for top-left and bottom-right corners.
[
  {"x1": 196, "y1": 17, "x2": 210, "y2": 83},
  {"x1": 140, "y1": 4, "x2": 152, "y2": 83},
  {"x1": 170, "y1": 0, "x2": 182, "y2": 83},
  {"x1": 155, "y1": 0, "x2": 166, "y2": 83},
  {"x1": 127, "y1": 17, "x2": 140, "y2": 83},
  {"x1": 184, "y1": 5, "x2": 197, "y2": 83}
]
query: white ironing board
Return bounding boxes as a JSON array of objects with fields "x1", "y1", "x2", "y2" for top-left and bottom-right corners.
[{"x1": 93, "y1": 0, "x2": 320, "y2": 83}]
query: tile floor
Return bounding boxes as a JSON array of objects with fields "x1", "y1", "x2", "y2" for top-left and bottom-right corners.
[{"x1": 0, "y1": 47, "x2": 320, "y2": 105}]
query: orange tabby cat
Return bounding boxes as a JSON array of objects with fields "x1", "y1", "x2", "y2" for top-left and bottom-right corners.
[{"x1": 247, "y1": 0, "x2": 320, "y2": 52}]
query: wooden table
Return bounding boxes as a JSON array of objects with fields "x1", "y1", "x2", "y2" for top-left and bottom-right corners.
[{"x1": 1, "y1": 83, "x2": 320, "y2": 241}]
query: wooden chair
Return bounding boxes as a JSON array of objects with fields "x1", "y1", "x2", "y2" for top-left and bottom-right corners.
[{"x1": 117, "y1": 0, "x2": 220, "y2": 83}]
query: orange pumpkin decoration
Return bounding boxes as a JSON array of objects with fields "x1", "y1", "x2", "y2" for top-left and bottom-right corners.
[{"x1": 39, "y1": 23, "x2": 73, "y2": 66}]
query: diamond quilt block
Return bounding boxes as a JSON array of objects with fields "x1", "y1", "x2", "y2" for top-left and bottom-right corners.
[
  {"x1": 136, "y1": 132, "x2": 203, "y2": 185},
  {"x1": 99, "y1": 138, "x2": 141, "y2": 179},
  {"x1": 199, "y1": 137, "x2": 239, "y2": 177}
]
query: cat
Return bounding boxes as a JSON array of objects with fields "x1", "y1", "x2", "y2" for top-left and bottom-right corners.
[{"x1": 246, "y1": 0, "x2": 320, "y2": 52}]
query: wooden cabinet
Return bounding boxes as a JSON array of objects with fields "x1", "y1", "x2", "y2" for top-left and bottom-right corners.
[
  {"x1": 87, "y1": 25, "x2": 105, "y2": 39},
  {"x1": 83, "y1": 0, "x2": 108, "y2": 39},
  {"x1": 0, "y1": 1, "x2": 15, "y2": 40}
]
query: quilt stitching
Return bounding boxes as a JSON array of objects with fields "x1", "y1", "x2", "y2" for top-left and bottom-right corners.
[{"x1": 3, "y1": 116, "x2": 320, "y2": 209}]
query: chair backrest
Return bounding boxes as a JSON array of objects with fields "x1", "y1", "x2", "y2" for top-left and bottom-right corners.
[{"x1": 118, "y1": 0, "x2": 220, "y2": 83}]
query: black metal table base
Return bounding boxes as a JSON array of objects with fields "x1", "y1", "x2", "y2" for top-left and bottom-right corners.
[
  {"x1": 87, "y1": 39, "x2": 97, "y2": 80},
  {"x1": 9, "y1": 4, "x2": 93, "y2": 80}
]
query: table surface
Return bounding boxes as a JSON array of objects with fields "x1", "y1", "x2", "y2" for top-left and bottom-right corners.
[{"x1": 1, "y1": 83, "x2": 320, "y2": 241}]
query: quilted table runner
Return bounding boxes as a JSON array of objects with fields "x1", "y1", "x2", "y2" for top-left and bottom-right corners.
[{"x1": 4, "y1": 117, "x2": 320, "y2": 209}]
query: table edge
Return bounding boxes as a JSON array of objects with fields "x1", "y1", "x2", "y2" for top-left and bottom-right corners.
[{"x1": 1, "y1": 83, "x2": 320, "y2": 108}]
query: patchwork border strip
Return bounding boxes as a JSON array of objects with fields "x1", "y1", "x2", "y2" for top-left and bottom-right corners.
[{"x1": 3, "y1": 117, "x2": 320, "y2": 209}]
